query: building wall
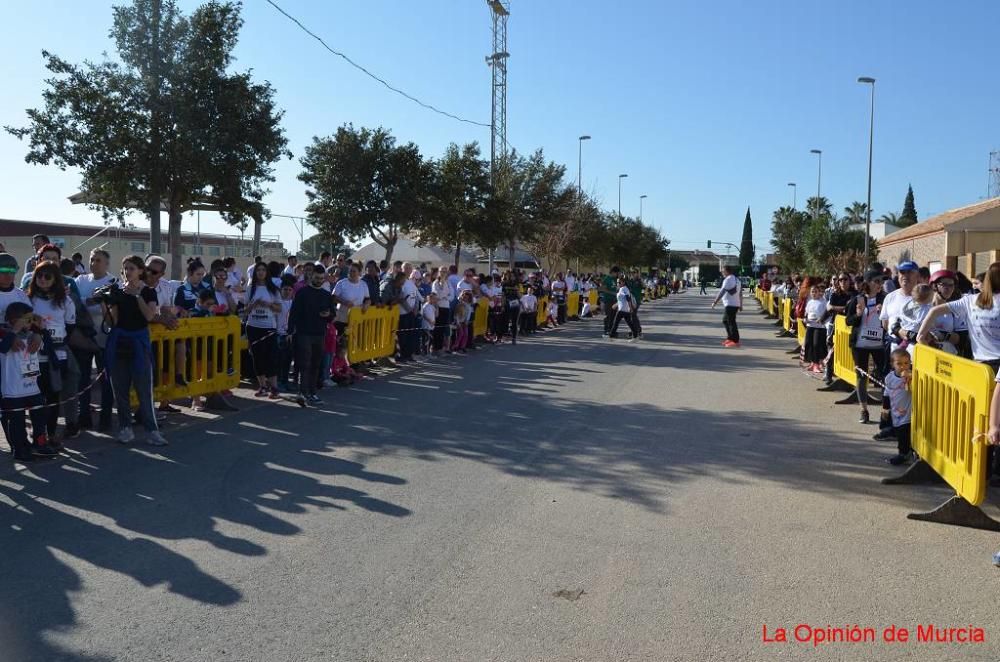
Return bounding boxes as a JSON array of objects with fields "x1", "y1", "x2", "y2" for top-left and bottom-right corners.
[{"x1": 876, "y1": 232, "x2": 946, "y2": 269}]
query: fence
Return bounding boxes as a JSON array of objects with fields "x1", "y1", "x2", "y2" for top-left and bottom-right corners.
[
  {"x1": 831, "y1": 316, "x2": 855, "y2": 385},
  {"x1": 346, "y1": 305, "x2": 399, "y2": 363},
  {"x1": 566, "y1": 292, "x2": 580, "y2": 320},
  {"x1": 146, "y1": 316, "x2": 241, "y2": 402}
]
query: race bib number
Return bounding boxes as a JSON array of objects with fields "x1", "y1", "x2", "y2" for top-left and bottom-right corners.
[
  {"x1": 19, "y1": 351, "x2": 40, "y2": 378},
  {"x1": 862, "y1": 326, "x2": 882, "y2": 342}
]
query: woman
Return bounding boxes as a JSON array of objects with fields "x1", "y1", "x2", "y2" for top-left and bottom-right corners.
[
  {"x1": 102, "y1": 256, "x2": 167, "y2": 446},
  {"x1": 431, "y1": 267, "x2": 454, "y2": 352},
  {"x1": 551, "y1": 272, "x2": 567, "y2": 325},
  {"x1": 845, "y1": 269, "x2": 886, "y2": 424},
  {"x1": 926, "y1": 270, "x2": 964, "y2": 356},
  {"x1": 501, "y1": 271, "x2": 522, "y2": 345},
  {"x1": 820, "y1": 273, "x2": 856, "y2": 385},
  {"x1": 245, "y1": 262, "x2": 282, "y2": 398},
  {"x1": 211, "y1": 265, "x2": 238, "y2": 315},
  {"x1": 26, "y1": 260, "x2": 76, "y2": 446}
]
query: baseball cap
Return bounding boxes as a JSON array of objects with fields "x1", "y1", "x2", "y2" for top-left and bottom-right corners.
[
  {"x1": 0, "y1": 253, "x2": 18, "y2": 274},
  {"x1": 896, "y1": 260, "x2": 919, "y2": 272}
]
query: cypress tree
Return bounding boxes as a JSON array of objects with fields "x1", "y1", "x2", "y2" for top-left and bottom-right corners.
[
  {"x1": 899, "y1": 185, "x2": 918, "y2": 226},
  {"x1": 739, "y1": 207, "x2": 754, "y2": 274}
]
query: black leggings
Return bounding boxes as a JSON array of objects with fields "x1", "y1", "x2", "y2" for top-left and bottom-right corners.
[
  {"x1": 804, "y1": 327, "x2": 827, "y2": 363},
  {"x1": 723, "y1": 306, "x2": 740, "y2": 342},
  {"x1": 247, "y1": 326, "x2": 278, "y2": 379},
  {"x1": 852, "y1": 347, "x2": 884, "y2": 404}
]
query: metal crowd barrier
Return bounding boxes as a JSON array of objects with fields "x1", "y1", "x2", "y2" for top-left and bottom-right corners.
[
  {"x1": 566, "y1": 292, "x2": 580, "y2": 319},
  {"x1": 149, "y1": 316, "x2": 241, "y2": 401},
  {"x1": 831, "y1": 316, "x2": 856, "y2": 386},
  {"x1": 346, "y1": 305, "x2": 399, "y2": 363},
  {"x1": 472, "y1": 300, "x2": 489, "y2": 339}
]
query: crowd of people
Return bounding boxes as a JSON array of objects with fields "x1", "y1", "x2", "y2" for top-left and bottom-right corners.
[
  {"x1": 0, "y1": 233, "x2": 674, "y2": 464},
  {"x1": 757, "y1": 260, "x2": 1000, "y2": 469}
]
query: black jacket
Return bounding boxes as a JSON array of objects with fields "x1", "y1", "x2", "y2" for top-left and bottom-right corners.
[
  {"x1": 288, "y1": 286, "x2": 334, "y2": 336},
  {"x1": 844, "y1": 291, "x2": 886, "y2": 348}
]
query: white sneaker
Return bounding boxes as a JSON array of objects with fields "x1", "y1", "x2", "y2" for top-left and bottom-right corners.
[
  {"x1": 322, "y1": 379, "x2": 335, "y2": 387},
  {"x1": 117, "y1": 426, "x2": 134, "y2": 444},
  {"x1": 147, "y1": 431, "x2": 168, "y2": 446}
]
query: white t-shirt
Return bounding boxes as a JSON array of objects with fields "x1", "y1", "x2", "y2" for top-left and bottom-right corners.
[
  {"x1": 879, "y1": 288, "x2": 912, "y2": 349},
  {"x1": 456, "y1": 280, "x2": 474, "y2": 300},
  {"x1": 246, "y1": 286, "x2": 279, "y2": 329},
  {"x1": 719, "y1": 274, "x2": 742, "y2": 307},
  {"x1": 0, "y1": 286, "x2": 31, "y2": 324},
  {"x1": 150, "y1": 278, "x2": 180, "y2": 309},
  {"x1": 421, "y1": 302, "x2": 437, "y2": 330},
  {"x1": 333, "y1": 278, "x2": 369, "y2": 324},
  {"x1": 246, "y1": 263, "x2": 259, "y2": 283},
  {"x1": 947, "y1": 294, "x2": 1000, "y2": 361},
  {"x1": 400, "y1": 280, "x2": 420, "y2": 314},
  {"x1": 855, "y1": 297, "x2": 884, "y2": 349},
  {"x1": 616, "y1": 286, "x2": 633, "y2": 314},
  {"x1": 432, "y1": 279, "x2": 454, "y2": 305},
  {"x1": 277, "y1": 299, "x2": 292, "y2": 335},
  {"x1": 0, "y1": 337, "x2": 41, "y2": 399},
  {"x1": 520, "y1": 293, "x2": 537, "y2": 313},
  {"x1": 447, "y1": 273, "x2": 461, "y2": 293},
  {"x1": 804, "y1": 298, "x2": 827, "y2": 329},
  {"x1": 547, "y1": 300, "x2": 558, "y2": 317},
  {"x1": 565, "y1": 275, "x2": 576, "y2": 292},
  {"x1": 282, "y1": 264, "x2": 296, "y2": 277},
  {"x1": 30, "y1": 295, "x2": 76, "y2": 361},
  {"x1": 551, "y1": 280, "x2": 566, "y2": 299},
  {"x1": 884, "y1": 370, "x2": 912, "y2": 427}
]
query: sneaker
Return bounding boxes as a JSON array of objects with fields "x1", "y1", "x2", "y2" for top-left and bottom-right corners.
[
  {"x1": 31, "y1": 442, "x2": 58, "y2": 457},
  {"x1": 117, "y1": 427, "x2": 134, "y2": 444},
  {"x1": 13, "y1": 451, "x2": 35, "y2": 463},
  {"x1": 147, "y1": 431, "x2": 168, "y2": 446},
  {"x1": 858, "y1": 410, "x2": 870, "y2": 424},
  {"x1": 723, "y1": 340, "x2": 736, "y2": 347},
  {"x1": 268, "y1": 388, "x2": 280, "y2": 400},
  {"x1": 253, "y1": 388, "x2": 268, "y2": 398},
  {"x1": 872, "y1": 428, "x2": 896, "y2": 441},
  {"x1": 322, "y1": 379, "x2": 335, "y2": 387},
  {"x1": 886, "y1": 452, "x2": 914, "y2": 466},
  {"x1": 307, "y1": 394, "x2": 322, "y2": 405}
]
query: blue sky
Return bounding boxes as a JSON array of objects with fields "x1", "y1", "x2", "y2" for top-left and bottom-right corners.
[{"x1": 2, "y1": 0, "x2": 998, "y2": 256}]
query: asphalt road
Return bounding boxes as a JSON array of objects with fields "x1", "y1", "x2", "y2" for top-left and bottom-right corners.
[{"x1": 2, "y1": 291, "x2": 999, "y2": 662}]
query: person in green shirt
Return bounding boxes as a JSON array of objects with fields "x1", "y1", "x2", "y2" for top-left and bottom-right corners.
[{"x1": 599, "y1": 266, "x2": 621, "y2": 335}]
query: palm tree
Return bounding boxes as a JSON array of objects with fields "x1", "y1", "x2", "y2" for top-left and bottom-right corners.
[
  {"x1": 878, "y1": 212, "x2": 900, "y2": 226},
  {"x1": 842, "y1": 201, "x2": 869, "y2": 225},
  {"x1": 805, "y1": 196, "x2": 834, "y2": 220}
]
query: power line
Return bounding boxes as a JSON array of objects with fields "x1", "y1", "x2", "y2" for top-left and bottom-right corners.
[{"x1": 263, "y1": 0, "x2": 491, "y2": 129}]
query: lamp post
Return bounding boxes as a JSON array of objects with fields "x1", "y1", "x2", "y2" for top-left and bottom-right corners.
[
  {"x1": 618, "y1": 174, "x2": 628, "y2": 217},
  {"x1": 858, "y1": 76, "x2": 876, "y2": 266},
  {"x1": 787, "y1": 182, "x2": 797, "y2": 209},
  {"x1": 577, "y1": 135, "x2": 591, "y2": 197},
  {"x1": 809, "y1": 149, "x2": 822, "y2": 220},
  {"x1": 639, "y1": 194, "x2": 648, "y2": 221}
]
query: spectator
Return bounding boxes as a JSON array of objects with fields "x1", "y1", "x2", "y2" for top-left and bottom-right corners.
[
  {"x1": 332, "y1": 263, "x2": 371, "y2": 338},
  {"x1": 27, "y1": 260, "x2": 76, "y2": 446},
  {"x1": 500, "y1": 270, "x2": 521, "y2": 344},
  {"x1": 288, "y1": 266, "x2": 334, "y2": 404},
  {"x1": 23, "y1": 234, "x2": 51, "y2": 274},
  {"x1": 276, "y1": 280, "x2": 295, "y2": 392},
  {"x1": 432, "y1": 267, "x2": 454, "y2": 352},
  {"x1": 882, "y1": 348, "x2": 914, "y2": 465},
  {"x1": 802, "y1": 283, "x2": 828, "y2": 373},
  {"x1": 75, "y1": 249, "x2": 117, "y2": 430},
  {"x1": 845, "y1": 269, "x2": 887, "y2": 424},
  {"x1": 362, "y1": 260, "x2": 381, "y2": 304},
  {"x1": 331, "y1": 342, "x2": 362, "y2": 385},
  {"x1": 21, "y1": 243, "x2": 62, "y2": 288},
  {"x1": 210, "y1": 264, "x2": 238, "y2": 315},
  {"x1": 245, "y1": 262, "x2": 283, "y2": 399},
  {"x1": 283, "y1": 255, "x2": 298, "y2": 277},
  {"x1": 245, "y1": 255, "x2": 263, "y2": 283},
  {"x1": 0, "y1": 302, "x2": 54, "y2": 461},
  {"x1": 398, "y1": 266, "x2": 421, "y2": 361},
  {"x1": 453, "y1": 291, "x2": 472, "y2": 353},
  {"x1": 72, "y1": 252, "x2": 87, "y2": 276},
  {"x1": 520, "y1": 287, "x2": 538, "y2": 335},
  {"x1": 421, "y1": 292, "x2": 438, "y2": 355}
]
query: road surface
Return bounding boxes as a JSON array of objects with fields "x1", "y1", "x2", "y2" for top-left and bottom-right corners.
[{"x1": 2, "y1": 291, "x2": 998, "y2": 661}]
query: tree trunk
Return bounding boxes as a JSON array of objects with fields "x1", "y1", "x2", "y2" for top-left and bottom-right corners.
[
  {"x1": 168, "y1": 206, "x2": 184, "y2": 280},
  {"x1": 383, "y1": 237, "x2": 396, "y2": 265},
  {"x1": 252, "y1": 214, "x2": 263, "y2": 258},
  {"x1": 453, "y1": 241, "x2": 462, "y2": 270},
  {"x1": 508, "y1": 241, "x2": 516, "y2": 272}
]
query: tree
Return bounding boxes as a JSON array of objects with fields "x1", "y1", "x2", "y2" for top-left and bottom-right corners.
[
  {"x1": 842, "y1": 201, "x2": 869, "y2": 225},
  {"x1": 805, "y1": 196, "x2": 834, "y2": 221},
  {"x1": 899, "y1": 184, "x2": 918, "y2": 226},
  {"x1": 299, "y1": 231, "x2": 350, "y2": 260},
  {"x1": 878, "y1": 212, "x2": 900, "y2": 226},
  {"x1": 420, "y1": 142, "x2": 490, "y2": 268},
  {"x1": 299, "y1": 125, "x2": 431, "y2": 264},
  {"x1": 738, "y1": 207, "x2": 754, "y2": 274},
  {"x1": 6, "y1": 0, "x2": 290, "y2": 278},
  {"x1": 770, "y1": 205, "x2": 810, "y2": 272}
]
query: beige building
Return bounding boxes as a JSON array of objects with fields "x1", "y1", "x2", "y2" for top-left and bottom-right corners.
[
  {"x1": 876, "y1": 197, "x2": 1000, "y2": 275},
  {"x1": 0, "y1": 218, "x2": 286, "y2": 278}
]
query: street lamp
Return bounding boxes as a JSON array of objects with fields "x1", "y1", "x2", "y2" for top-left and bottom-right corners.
[
  {"x1": 809, "y1": 149, "x2": 822, "y2": 220},
  {"x1": 787, "y1": 182, "x2": 796, "y2": 209},
  {"x1": 618, "y1": 174, "x2": 628, "y2": 216},
  {"x1": 577, "y1": 135, "x2": 591, "y2": 198},
  {"x1": 639, "y1": 194, "x2": 648, "y2": 221},
  {"x1": 858, "y1": 76, "x2": 876, "y2": 267}
]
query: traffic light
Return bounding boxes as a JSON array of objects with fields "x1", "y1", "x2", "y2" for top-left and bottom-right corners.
[{"x1": 707, "y1": 240, "x2": 712, "y2": 248}]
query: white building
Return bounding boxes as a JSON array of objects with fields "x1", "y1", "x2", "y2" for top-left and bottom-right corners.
[{"x1": 847, "y1": 221, "x2": 902, "y2": 240}]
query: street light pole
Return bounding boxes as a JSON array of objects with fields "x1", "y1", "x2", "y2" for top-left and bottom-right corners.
[
  {"x1": 809, "y1": 149, "x2": 822, "y2": 220},
  {"x1": 578, "y1": 135, "x2": 591, "y2": 197},
  {"x1": 639, "y1": 194, "x2": 647, "y2": 222},
  {"x1": 618, "y1": 174, "x2": 628, "y2": 217},
  {"x1": 858, "y1": 76, "x2": 876, "y2": 267},
  {"x1": 787, "y1": 182, "x2": 796, "y2": 209}
]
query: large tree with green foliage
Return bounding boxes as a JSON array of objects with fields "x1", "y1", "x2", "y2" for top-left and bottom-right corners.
[
  {"x1": 738, "y1": 207, "x2": 754, "y2": 274},
  {"x1": 6, "y1": 0, "x2": 290, "y2": 278},
  {"x1": 899, "y1": 184, "x2": 918, "y2": 226},
  {"x1": 299, "y1": 125, "x2": 430, "y2": 264},
  {"x1": 770, "y1": 205, "x2": 810, "y2": 272},
  {"x1": 420, "y1": 142, "x2": 491, "y2": 268}
]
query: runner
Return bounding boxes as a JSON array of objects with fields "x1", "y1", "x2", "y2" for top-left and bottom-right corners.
[{"x1": 711, "y1": 265, "x2": 743, "y2": 347}]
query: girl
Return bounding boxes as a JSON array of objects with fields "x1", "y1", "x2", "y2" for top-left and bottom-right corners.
[
  {"x1": 331, "y1": 342, "x2": 362, "y2": 385},
  {"x1": 0, "y1": 302, "x2": 56, "y2": 461},
  {"x1": 103, "y1": 256, "x2": 167, "y2": 446},
  {"x1": 803, "y1": 284, "x2": 828, "y2": 373},
  {"x1": 245, "y1": 262, "x2": 282, "y2": 399},
  {"x1": 27, "y1": 260, "x2": 75, "y2": 445},
  {"x1": 172, "y1": 259, "x2": 207, "y2": 387},
  {"x1": 928, "y1": 270, "x2": 967, "y2": 358},
  {"x1": 421, "y1": 292, "x2": 438, "y2": 355},
  {"x1": 453, "y1": 291, "x2": 471, "y2": 353},
  {"x1": 432, "y1": 267, "x2": 454, "y2": 352},
  {"x1": 893, "y1": 284, "x2": 936, "y2": 356},
  {"x1": 845, "y1": 269, "x2": 886, "y2": 424}
]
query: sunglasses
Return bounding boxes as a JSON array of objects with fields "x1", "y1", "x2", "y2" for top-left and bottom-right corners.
[
  {"x1": 35, "y1": 273, "x2": 54, "y2": 281},
  {"x1": 935, "y1": 281, "x2": 955, "y2": 288}
]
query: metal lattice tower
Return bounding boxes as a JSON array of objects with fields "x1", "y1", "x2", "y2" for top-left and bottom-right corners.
[
  {"x1": 990, "y1": 150, "x2": 1000, "y2": 199},
  {"x1": 487, "y1": 0, "x2": 509, "y2": 173}
]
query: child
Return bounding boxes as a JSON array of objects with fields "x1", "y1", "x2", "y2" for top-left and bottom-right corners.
[
  {"x1": 882, "y1": 348, "x2": 913, "y2": 465},
  {"x1": 320, "y1": 317, "x2": 338, "y2": 388},
  {"x1": 421, "y1": 293, "x2": 438, "y2": 355},
  {"x1": 0, "y1": 302, "x2": 58, "y2": 461},
  {"x1": 276, "y1": 283, "x2": 294, "y2": 390},
  {"x1": 519, "y1": 287, "x2": 537, "y2": 335},
  {"x1": 803, "y1": 284, "x2": 829, "y2": 373},
  {"x1": 580, "y1": 299, "x2": 592, "y2": 318},
  {"x1": 190, "y1": 289, "x2": 218, "y2": 318},
  {"x1": 545, "y1": 297, "x2": 558, "y2": 328},
  {"x1": 331, "y1": 342, "x2": 362, "y2": 385},
  {"x1": 453, "y1": 292, "x2": 471, "y2": 353},
  {"x1": 894, "y1": 284, "x2": 938, "y2": 356}
]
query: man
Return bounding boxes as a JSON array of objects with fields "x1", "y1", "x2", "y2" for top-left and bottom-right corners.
[
  {"x1": 335, "y1": 254, "x2": 350, "y2": 280},
  {"x1": 318, "y1": 251, "x2": 333, "y2": 271},
  {"x1": 362, "y1": 260, "x2": 381, "y2": 304},
  {"x1": 289, "y1": 267, "x2": 334, "y2": 404},
  {"x1": 332, "y1": 264, "x2": 371, "y2": 337},
  {"x1": 72, "y1": 252, "x2": 88, "y2": 276},
  {"x1": 21, "y1": 243, "x2": 62, "y2": 288},
  {"x1": 599, "y1": 267, "x2": 622, "y2": 335},
  {"x1": 699, "y1": 276, "x2": 708, "y2": 295},
  {"x1": 875, "y1": 261, "x2": 919, "y2": 440},
  {"x1": 608, "y1": 276, "x2": 641, "y2": 340},
  {"x1": 397, "y1": 263, "x2": 421, "y2": 361},
  {"x1": 22, "y1": 234, "x2": 50, "y2": 274},
  {"x1": 378, "y1": 259, "x2": 389, "y2": 281},
  {"x1": 282, "y1": 255, "x2": 298, "y2": 277},
  {"x1": 712, "y1": 265, "x2": 743, "y2": 347}
]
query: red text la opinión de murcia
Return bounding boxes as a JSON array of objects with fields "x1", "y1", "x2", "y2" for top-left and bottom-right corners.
[{"x1": 762, "y1": 624, "x2": 986, "y2": 647}]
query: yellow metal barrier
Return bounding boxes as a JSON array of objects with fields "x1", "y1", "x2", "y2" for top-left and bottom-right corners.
[
  {"x1": 346, "y1": 304, "x2": 399, "y2": 363},
  {"x1": 796, "y1": 318, "x2": 806, "y2": 347},
  {"x1": 148, "y1": 316, "x2": 241, "y2": 401},
  {"x1": 537, "y1": 296, "x2": 549, "y2": 326},
  {"x1": 832, "y1": 316, "x2": 856, "y2": 385},
  {"x1": 767, "y1": 292, "x2": 777, "y2": 317},
  {"x1": 472, "y1": 300, "x2": 489, "y2": 338},
  {"x1": 782, "y1": 298, "x2": 792, "y2": 333},
  {"x1": 566, "y1": 291, "x2": 580, "y2": 319},
  {"x1": 587, "y1": 289, "x2": 598, "y2": 309}
]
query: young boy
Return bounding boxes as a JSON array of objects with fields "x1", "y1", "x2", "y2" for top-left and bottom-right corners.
[
  {"x1": 276, "y1": 282, "x2": 294, "y2": 390},
  {"x1": 421, "y1": 292, "x2": 438, "y2": 355},
  {"x1": 190, "y1": 289, "x2": 218, "y2": 318},
  {"x1": 0, "y1": 302, "x2": 58, "y2": 461},
  {"x1": 519, "y1": 287, "x2": 537, "y2": 335},
  {"x1": 545, "y1": 297, "x2": 558, "y2": 328},
  {"x1": 893, "y1": 283, "x2": 937, "y2": 357},
  {"x1": 882, "y1": 348, "x2": 913, "y2": 465}
]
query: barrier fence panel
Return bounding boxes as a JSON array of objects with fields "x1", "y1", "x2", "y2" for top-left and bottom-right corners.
[
  {"x1": 472, "y1": 300, "x2": 489, "y2": 339},
  {"x1": 783, "y1": 298, "x2": 793, "y2": 333},
  {"x1": 347, "y1": 305, "x2": 399, "y2": 363},
  {"x1": 566, "y1": 292, "x2": 580, "y2": 319},
  {"x1": 537, "y1": 296, "x2": 549, "y2": 326},
  {"x1": 883, "y1": 345, "x2": 1000, "y2": 530},
  {"x1": 146, "y1": 316, "x2": 241, "y2": 403},
  {"x1": 587, "y1": 290, "x2": 598, "y2": 310},
  {"x1": 832, "y1": 316, "x2": 856, "y2": 385},
  {"x1": 796, "y1": 319, "x2": 806, "y2": 348}
]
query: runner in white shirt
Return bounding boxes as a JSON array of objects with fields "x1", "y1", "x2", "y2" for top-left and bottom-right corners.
[
  {"x1": 712, "y1": 265, "x2": 743, "y2": 347},
  {"x1": 608, "y1": 277, "x2": 640, "y2": 340}
]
